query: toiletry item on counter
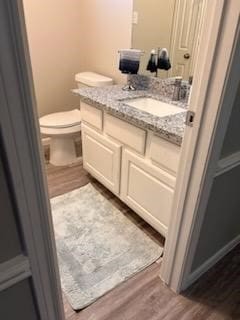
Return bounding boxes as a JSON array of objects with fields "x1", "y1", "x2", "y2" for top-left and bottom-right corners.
[
  {"x1": 147, "y1": 49, "x2": 158, "y2": 73},
  {"x1": 157, "y1": 48, "x2": 171, "y2": 71},
  {"x1": 119, "y1": 49, "x2": 142, "y2": 74},
  {"x1": 172, "y1": 76, "x2": 183, "y2": 101}
]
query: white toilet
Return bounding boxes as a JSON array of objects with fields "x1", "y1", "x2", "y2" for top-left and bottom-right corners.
[{"x1": 39, "y1": 72, "x2": 113, "y2": 166}]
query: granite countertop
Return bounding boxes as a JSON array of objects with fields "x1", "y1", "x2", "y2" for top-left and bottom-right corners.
[{"x1": 73, "y1": 85, "x2": 188, "y2": 146}]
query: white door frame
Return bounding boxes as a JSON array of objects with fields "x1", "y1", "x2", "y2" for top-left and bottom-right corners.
[
  {"x1": 1, "y1": 1, "x2": 239, "y2": 318},
  {"x1": 0, "y1": 1, "x2": 65, "y2": 319},
  {"x1": 161, "y1": 0, "x2": 240, "y2": 292}
]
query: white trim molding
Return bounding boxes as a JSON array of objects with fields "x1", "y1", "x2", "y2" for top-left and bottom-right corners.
[
  {"x1": 0, "y1": 255, "x2": 31, "y2": 291},
  {"x1": 184, "y1": 234, "x2": 240, "y2": 291},
  {"x1": 216, "y1": 151, "x2": 240, "y2": 177}
]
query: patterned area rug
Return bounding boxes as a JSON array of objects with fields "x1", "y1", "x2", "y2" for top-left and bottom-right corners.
[{"x1": 51, "y1": 183, "x2": 163, "y2": 310}]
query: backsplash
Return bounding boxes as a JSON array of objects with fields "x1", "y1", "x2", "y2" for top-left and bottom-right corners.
[{"x1": 128, "y1": 75, "x2": 191, "y2": 103}]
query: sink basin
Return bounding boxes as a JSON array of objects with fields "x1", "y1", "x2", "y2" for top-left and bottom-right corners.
[{"x1": 124, "y1": 97, "x2": 184, "y2": 117}]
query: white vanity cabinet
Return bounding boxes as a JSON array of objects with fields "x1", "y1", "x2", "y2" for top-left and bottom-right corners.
[
  {"x1": 81, "y1": 102, "x2": 181, "y2": 236},
  {"x1": 81, "y1": 124, "x2": 121, "y2": 194},
  {"x1": 121, "y1": 150, "x2": 175, "y2": 236}
]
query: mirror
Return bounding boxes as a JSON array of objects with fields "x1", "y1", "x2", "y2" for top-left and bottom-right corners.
[{"x1": 132, "y1": 0, "x2": 206, "y2": 80}]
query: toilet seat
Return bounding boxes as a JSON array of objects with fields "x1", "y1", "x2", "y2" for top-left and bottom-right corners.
[
  {"x1": 40, "y1": 109, "x2": 81, "y2": 128},
  {"x1": 39, "y1": 109, "x2": 81, "y2": 136},
  {"x1": 40, "y1": 124, "x2": 81, "y2": 136}
]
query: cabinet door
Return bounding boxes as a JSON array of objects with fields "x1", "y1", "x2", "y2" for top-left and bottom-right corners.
[
  {"x1": 82, "y1": 124, "x2": 121, "y2": 194},
  {"x1": 150, "y1": 134, "x2": 180, "y2": 175},
  {"x1": 121, "y1": 149, "x2": 176, "y2": 236}
]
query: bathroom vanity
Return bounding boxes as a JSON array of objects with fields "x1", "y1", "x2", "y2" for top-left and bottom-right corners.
[{"x1": 74, "y1": 77, "x2": 189, "y2": 236}]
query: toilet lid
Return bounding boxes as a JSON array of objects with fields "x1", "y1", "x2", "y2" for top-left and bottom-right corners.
[
  {"x1": 39, "y1": 109, "x2": 81, "y2": 128},
  {"x1": 75, "y1": 72, "x2": 113, "y2": 87}
]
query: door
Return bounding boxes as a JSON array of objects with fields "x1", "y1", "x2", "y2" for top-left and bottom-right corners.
[
  {"x1": 170, "y1": 0, "x2": 206, "y2": 80},
  {"x1": 0, "y1": 145, "x2": 38, "y2": 320},
  {"x1": 0, "y1": 1, "x2": 64, "y2": 319},
  {"x1": 161, "y1": 0, "x2": 240, "y2": 292},
  {"x1": 82, "y1": 124, "x2": 121, "y2": 194}
]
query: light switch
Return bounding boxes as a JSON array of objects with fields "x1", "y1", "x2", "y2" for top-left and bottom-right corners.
[{"x1": 132, "y1": 11, "x2": 138, "y2": 25}]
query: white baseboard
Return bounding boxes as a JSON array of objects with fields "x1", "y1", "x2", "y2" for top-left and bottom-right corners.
[{"x1": 183, "y1": 234, "x2": 240, "y2": 290}]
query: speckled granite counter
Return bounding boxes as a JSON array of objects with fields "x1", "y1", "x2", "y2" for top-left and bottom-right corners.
[{"x1": 73, "y1": 84, "x2": 188, "y2": 146}]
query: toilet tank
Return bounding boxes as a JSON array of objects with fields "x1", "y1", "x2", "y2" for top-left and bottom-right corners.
[{"x1": 75, "y1": 72, "x2": 113, "y2": 88}]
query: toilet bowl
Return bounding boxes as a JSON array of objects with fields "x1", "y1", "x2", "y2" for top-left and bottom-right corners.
[
  {"x1": 40, "y1": 109, "x2": 81, "y2": 166},
  {"x1": 39, "y1": 72, "x2": 113, "y2": 166}
]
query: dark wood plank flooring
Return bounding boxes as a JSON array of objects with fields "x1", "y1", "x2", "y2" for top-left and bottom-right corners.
[{"x1": 46, "y1": 162, "x2": 240, "y2": 320}]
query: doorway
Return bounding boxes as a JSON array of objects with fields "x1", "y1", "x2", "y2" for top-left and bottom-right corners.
[{"x1": 0, "y1": 0, "x2": 240, "y2": 320}]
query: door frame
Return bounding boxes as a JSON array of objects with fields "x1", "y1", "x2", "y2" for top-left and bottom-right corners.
[
  {"x1": 0, "y1": 1, "x2": 65, "y2": 319},
  {"x1": 161, "y1": 0, "x2": 240, "y2": 292},
  {"x1": 0, "y1": 1, "x2": 239, "y2": 319}
]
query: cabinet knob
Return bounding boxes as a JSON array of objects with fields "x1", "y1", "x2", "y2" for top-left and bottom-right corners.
[{"x1": 184, "y1": 53, "x2": 191, "y2": 59}]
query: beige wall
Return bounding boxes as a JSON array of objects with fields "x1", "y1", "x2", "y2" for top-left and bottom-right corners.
[
  {"x1": 23, "y1": 0, "x2": 133, "y2": 117},
  {"x1": 23, "y1": 0, "x2": 84, "y2": 117},
  {"x1": 132, "y1": 0, "x2": 175, "y2": 76},
  {"x1": 79, "y1": 0, "x2": 133, "y2": 84}
]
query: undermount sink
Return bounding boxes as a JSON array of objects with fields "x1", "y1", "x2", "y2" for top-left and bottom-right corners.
[{"x1": 124, "y1": 97, "x2": 184, "y2": 117}]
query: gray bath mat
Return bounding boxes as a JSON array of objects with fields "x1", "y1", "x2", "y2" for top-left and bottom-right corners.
[{"x1": 51, "y1": 183, "x2": 163, "y2": 310}]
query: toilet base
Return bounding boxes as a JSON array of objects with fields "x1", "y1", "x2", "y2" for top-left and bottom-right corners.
[{"x1": 50, "y1": 136, "x2": 77, "y2": 166}]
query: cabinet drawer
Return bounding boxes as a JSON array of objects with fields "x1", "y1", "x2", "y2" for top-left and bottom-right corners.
[
  {"x1": 121, "y1": 150, "x2": 175, "y2": 236},
  {"x1": 81, "y1": 102, "x2": 103, "y2": 130},
  {"x1": 150, "y1": 135, "x2": 180, "y2": 175},
  {"x1": 105, "y1": 113, "x2": 146, "y2": 154},
  {"x1": 82, "y1": 124, "x2": 121, "y2": 194}
]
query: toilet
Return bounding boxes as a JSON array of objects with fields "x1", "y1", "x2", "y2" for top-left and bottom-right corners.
[{"x1": 39, "y1": 72, "x2": 113, "y2": 166}]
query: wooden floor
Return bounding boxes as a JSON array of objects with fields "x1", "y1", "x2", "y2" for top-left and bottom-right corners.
[{"x1": 46, "y1": 162, "x2": 240, "y2": 320}]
